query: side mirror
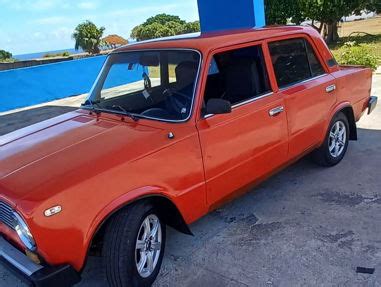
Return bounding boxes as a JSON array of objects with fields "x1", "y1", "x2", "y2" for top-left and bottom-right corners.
[{"x1": 205, "y1": 98, "x2": 232, "y2": 115}]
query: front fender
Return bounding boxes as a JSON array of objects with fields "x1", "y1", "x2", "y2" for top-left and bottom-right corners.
[{"x1": 85, "y1": 186, "x2": 176, "y2": 244}]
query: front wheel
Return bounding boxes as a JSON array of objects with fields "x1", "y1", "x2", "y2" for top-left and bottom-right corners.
[
  {"x1": 312, "y1": 112, "x2": 350, "y2": 167},
  {"x1": 103, "y1": 201, "x2": 166, "y2": 287}
]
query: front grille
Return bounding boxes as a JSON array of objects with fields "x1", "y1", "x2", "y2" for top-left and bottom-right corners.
[{"x1": 0, "y1": 201, "x2": 16, "y2": 230}]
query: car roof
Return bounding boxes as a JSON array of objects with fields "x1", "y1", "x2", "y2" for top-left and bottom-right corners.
[{"x1": 114, "y1": 25, "x2": 317, "y2": 54}]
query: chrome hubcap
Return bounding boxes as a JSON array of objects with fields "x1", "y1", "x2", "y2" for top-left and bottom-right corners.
[
  {"x1": 329, "y1": 121, "x2": 346, "y2": 158},
  {"x1": 135, "y1": 214, "x2": 162, "y2": 278}
]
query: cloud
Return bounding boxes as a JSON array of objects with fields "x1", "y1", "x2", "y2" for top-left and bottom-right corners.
[
  {"x1": 0, "y1": 0, "x2": 70, "y2": 10},
  {"x1": 77, "y1": 1, "x2": 98, "y2": 10},
  {"x1": 33, "y1": 16, "x2": 70, "y2": 25}
]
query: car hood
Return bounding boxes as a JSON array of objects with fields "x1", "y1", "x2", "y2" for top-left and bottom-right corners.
[{"x1": 0, "y1": 111, "x2": 166, "y2": 203}]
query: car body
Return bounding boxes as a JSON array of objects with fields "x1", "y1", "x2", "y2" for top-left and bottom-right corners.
[{"x1": 0, "y1": 26, "x2": 377, "y2": 286}]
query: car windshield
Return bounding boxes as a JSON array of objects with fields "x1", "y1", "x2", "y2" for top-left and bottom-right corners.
[{"x1": 85, "y1": 50, "x2": 200, "y2": 121}]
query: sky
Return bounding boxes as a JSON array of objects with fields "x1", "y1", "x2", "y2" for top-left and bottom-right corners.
[{"x1": 0, "y1": 0, "x2": 199, "y2": 55}]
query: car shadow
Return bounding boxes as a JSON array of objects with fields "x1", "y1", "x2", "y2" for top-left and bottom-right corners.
[{"x1": 0, "y1": 106, "x2": 78, "y2": 136}]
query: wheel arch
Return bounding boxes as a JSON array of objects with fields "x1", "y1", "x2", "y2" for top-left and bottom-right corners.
[
  {"x1": 338, "y1": 106, "x2": 357, "y2": 140},
  {"x1": 85, "y1": 194, "x2": 192, "y2": 264},
  {"x1": 328, "y1": 103, "x2": 357, "y2": 141}
]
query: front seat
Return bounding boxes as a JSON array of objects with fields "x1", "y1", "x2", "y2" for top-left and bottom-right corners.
[
  {"x1": 142, "y1": 61, "x2": 198, "y2": 120},
  {"x1": 173, "y1": 61, "x2": 199, "y2": 95},
  {"x1": 224, "y1": 59, "x2": 260, "y2": 105},
  {"x1": 165, "y1": 61, "x2": 199, "y2": 118}
]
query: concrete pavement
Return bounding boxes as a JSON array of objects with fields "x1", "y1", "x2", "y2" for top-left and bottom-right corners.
[{"x1": 0, "y1": 75, "x2": 380, "y2": 286}]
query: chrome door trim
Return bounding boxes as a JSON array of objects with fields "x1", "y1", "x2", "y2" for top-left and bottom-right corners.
[
  {"x1": 203, "y1": 92, "x2": 274, "y2": 119},
  {"x1": 325, "y1": 84, "x2": 336, "y2": 93},
  {"x1": 269, "y1": 106, "x2": 285, "y2": 117}
]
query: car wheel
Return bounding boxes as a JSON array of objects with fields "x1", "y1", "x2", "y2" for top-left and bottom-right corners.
[
  {"x1": 312, "y1": 112, "x2": 350, "y2": 167},
  {"x1": 103, "y1": 201, "x2": 166, "y2": 287}
]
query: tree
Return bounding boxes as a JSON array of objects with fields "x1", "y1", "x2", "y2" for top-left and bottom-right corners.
[
  {"x1": 0, "y1": 49, "x2": 12, "y2": 61},
  {"x1": 265, "y1": 0, "x2": 381, "y2": 43},
  {"x1": 130, "y1": 14, "x2": 200, "y2": 41},
  {"x1": 72, "y1": 21, "x2": 105, "y2": 54},
  {"x1": 265, "y1": 0, "x2": 304, "y2": 25}
]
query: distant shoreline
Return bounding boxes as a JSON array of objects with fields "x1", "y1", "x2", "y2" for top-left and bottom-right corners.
[
  {"x1": 0, "y1": 50, "x2": 112, "y2": 72},
  {"x1": 14, "y1": 48, "x2": 85, "y2": 61}
]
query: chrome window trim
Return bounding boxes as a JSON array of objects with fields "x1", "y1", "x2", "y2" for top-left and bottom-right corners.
[
  {"x1": 278, "y1": 73, "x2": 327, "y2": 92},
  {"x1": 86, "y1": 48, "x2": 203, "y2": 124},
  {"x1": 203, "y1": 91, "x2": 274, "y2": 119}
]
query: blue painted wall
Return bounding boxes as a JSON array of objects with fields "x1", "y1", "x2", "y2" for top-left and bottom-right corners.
[
  {"x1": 0, "y1": 56, "x2": 144, "y2": 112},
  {"x1": 197, "y1": 0, "x2": 265, "y2": 32},
  {"x1": 0, "y1": 56, "x2": 106, "y2": 112}
]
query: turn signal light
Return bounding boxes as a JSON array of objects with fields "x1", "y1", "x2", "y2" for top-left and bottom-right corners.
[{"x1": 44, "y1": 206, "x2": 62, "y2": 217}]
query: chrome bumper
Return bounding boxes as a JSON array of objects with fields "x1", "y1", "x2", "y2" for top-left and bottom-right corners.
[
  {"x1": 0, "y1": 236, "x2": 80, "y2": 286},
  {"x1": 0, "y1": 236, "x2": 42, "y2": 276}
]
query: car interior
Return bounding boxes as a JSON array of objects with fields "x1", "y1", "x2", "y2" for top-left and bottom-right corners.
[
  {"x1": 203, "y1": 45, "x2": 271, "y2": 111},
  {"x1": 91, "y1": 50, "x2": 200, "y2": 121},
  {"x1": 269, "y1": 38, "x2": 325, "y2": 87}
]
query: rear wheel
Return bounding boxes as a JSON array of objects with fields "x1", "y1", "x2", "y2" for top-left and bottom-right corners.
[
  {"x1": 103, "y1": 201, "x2": 166, "y2": 287},
  {"x1": 312, "y1": 112, "x2": 350, "y2": 167}
]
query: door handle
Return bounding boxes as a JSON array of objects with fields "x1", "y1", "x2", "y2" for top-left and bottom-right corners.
[
  {"x1": 269, "y1": 106, "x2": 284, "y2": 117},
  {"x1": 326, "y1": 84, "x2": 336, "y2": 93}
]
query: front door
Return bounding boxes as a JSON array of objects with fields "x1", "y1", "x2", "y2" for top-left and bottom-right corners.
[{"x1": 197, "y1": 43, "x2": 289, "y2": 207}]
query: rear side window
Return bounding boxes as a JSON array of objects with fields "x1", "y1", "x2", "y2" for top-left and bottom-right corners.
[
  {"x1": 269, "y1": 38, "x2": 325, "y2": 88},
  {"x1": 204, "y1": 45, "x2": 271, "y2": 106},
  {"x1": 306, "y1": 41, "x2": 325, "y2": 77}
]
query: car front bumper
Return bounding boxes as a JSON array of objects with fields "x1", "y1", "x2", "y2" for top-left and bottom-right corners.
[
  {"x1": 368, "y1": 96, "x2": 378, "y2": 114},
  {"x1": 0, "y1": 236, "x2": 80, "y2": 287}
]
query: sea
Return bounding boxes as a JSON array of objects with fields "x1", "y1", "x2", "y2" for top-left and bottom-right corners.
[{"x1": 14, "y1": 48, "x2": 85, "y2": 61}]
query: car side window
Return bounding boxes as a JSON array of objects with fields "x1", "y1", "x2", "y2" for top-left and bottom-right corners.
[
  {"x1": 269, "y1": 38, "x2": 325, "y2": 88},
  {"x1": 305, "y1": 40, "x2": 325, "y2": 77},
  {"x1": 204, "y1": 45, "x2": 271, "y2": 106}
]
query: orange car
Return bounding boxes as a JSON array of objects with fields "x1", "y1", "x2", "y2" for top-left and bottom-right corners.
[{"x1": 0, "y1": 26, "x2": 377, "y2": 287}]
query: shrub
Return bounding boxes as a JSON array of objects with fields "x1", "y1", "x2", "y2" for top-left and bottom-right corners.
[
  {"x1": 333, "y1": 41, "x2": 379, "y2": 70},
  {"x1": 43, "y1": 51, "x2": 71, "y2": 58},
  {"x1": 0, "y1": 49, "x2": 12, "y2": 61}
]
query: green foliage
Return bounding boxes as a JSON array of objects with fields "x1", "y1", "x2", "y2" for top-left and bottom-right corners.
[
  {"x1": 265, "y1": 0, "x2": 304, "y2": 25},
  {"x1": 144, "y1": 14, "x2": 185, "y2": 26},
  {"x1": 0, "y1": 49, "x2": 12, "y2": 61},
  {"x1": 43, "y1": 51, "x2": 70, "y2": 58},
  {"x1": 130, "y1": 14, "x2": 200, "y2": 41},
  {"x1": 332, "y1": 41, "x2": 379, "y2": 70},
  {"x1": 72, "y1": 20, "x2": 105, "y2": 54},
  {"x1": 266, "y1": 0, "x2": 380, "y2": 25},
  {"x1": 265, "y1": 0, "x2": 380, "y2": 43}
]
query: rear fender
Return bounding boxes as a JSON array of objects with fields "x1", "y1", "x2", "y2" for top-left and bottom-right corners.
[{"x1": 322, "y1": 102, "x2": 357, "y2": 145}]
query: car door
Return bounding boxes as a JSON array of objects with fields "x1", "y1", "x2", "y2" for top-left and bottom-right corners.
[
  {"x1": 196, "y1": 42, "x2": 289, "y2": 207},
  {"x1": 267, "y1": 36, "x2": 337, "y2": 159}
]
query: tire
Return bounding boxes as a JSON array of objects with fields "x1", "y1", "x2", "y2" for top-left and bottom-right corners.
[
  {"x1": 103, "y1": 201, "x2": 166, "y2": 287},
  {"x1": 312, "y1": 112, "x2": 350, "y2": 167}
]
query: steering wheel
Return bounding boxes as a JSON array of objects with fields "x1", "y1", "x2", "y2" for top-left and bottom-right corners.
[{"x1": 163, "y1": 88, "x2": 191, "y2": 117}]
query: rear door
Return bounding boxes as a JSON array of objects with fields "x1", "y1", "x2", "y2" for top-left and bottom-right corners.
[
  {"x1": 196, "y1": 42, "x2": 288, "y2": 207},
  {"x1": 267, "y1": 36, "x2": 337, "y2": 159}
]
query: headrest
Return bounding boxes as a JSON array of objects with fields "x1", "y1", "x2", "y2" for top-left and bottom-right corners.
[{"x1": 175, "y1": 61, "x2": 198, "y2": 90}]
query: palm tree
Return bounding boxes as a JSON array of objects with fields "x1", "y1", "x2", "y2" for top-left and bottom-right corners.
[{"x1": 72, "y1": 21, "x2": 105, "y2": 54}]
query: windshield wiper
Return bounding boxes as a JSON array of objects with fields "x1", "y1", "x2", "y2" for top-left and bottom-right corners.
[
  {"x1": 111, "y1": 105, "x2": 140, "y2": 122},
  {"x1": 81, "y1": 99, "x2": 102, "y2": 114},
  {"x1": 82, "y1": 101, "x2": 140, "y2": 122}
]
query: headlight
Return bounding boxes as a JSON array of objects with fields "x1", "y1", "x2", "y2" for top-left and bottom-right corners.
[{"x1": 12, "y1": 212, "x2": 36, "y2": 251}]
